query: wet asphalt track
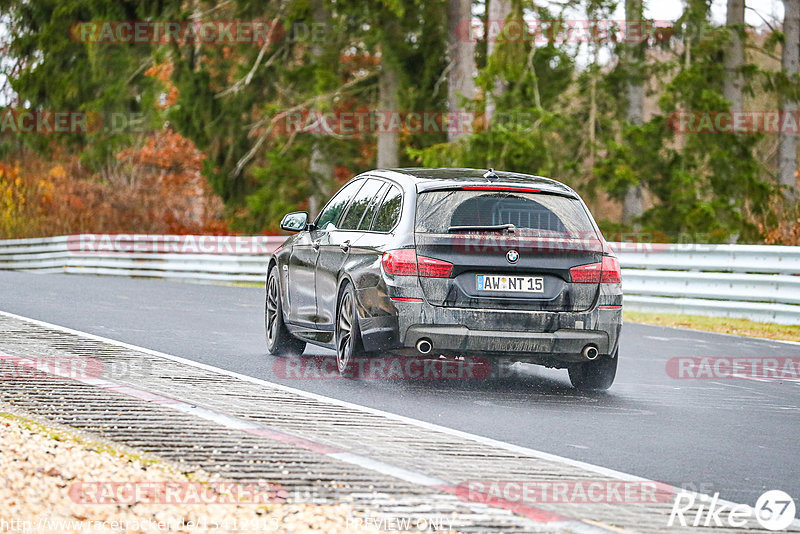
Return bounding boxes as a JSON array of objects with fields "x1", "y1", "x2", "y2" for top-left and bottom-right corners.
[{"x1": 1, "y1": 270, "x2": 798, "y2": 506}]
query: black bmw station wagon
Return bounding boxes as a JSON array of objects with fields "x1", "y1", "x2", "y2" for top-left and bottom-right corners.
[{"x1": 266, "y1": 168, "x2": 622, "y2": 390}]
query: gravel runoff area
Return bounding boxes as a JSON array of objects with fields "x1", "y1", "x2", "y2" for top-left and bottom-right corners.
[{"x1": 0, "y1": 409, "x2": 390, "y2": 534}]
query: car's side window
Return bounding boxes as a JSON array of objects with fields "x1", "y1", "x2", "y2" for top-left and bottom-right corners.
[
  {"x1": 372, "y1": 185, "x2": 402, "y2": 232},
  {"x1": 315, "y1": 180, "x2": 365, "y2": 231},
  {"x1": 339, "y1": 179, "x2": 385, "y2": 230},
  {"x1": 357, "y1": 182, "x2": 389, "y2": 231}
]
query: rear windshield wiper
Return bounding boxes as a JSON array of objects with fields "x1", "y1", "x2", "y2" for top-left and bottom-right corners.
[{"x1": 447, "y1": 224, "x2": 516, "y2": 233}]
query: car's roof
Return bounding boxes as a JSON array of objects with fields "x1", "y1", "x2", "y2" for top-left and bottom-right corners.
[{"x1": 364, "y1": 168, "x2": 577, "y2": 196}]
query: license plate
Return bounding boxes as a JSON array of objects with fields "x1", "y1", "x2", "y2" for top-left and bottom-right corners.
[{"x1": 476, "y1": 274, "x2": 544, "y2": 293}]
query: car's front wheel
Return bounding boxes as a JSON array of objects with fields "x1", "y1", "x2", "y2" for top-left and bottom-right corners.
[
  {"x1": 568, "y1": 349, "x2": 618, "y2": 391},
  {"x1": 266, "y1": 265, "x2": 306, "y2": 356},
  {"x1": 335, "y1": 283, "x2": 366, "y2": 376}
]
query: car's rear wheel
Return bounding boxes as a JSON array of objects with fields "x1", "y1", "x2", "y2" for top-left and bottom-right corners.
[
  {"x1": 336, "y1": 284, "x2": 365, "y2": 376},
  {"x1": 266, "y1": 266, "x2": 306, "y2": 356},
  {"x1": 568, "y1": 349, "x2": 618, "y2": 391}
]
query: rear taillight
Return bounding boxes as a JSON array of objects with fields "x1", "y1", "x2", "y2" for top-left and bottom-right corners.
[
  {"x1": 570, "y1": 262, "x2": 601, "y2": 283},
  {"x1": 382, "y1": 249, "x2": 453, "y2": 278},
  {"x1": 417, "y1": 255, "x2": 455, "y2": 277},
  {"x1": 570, "y1": 256, "x2": 621, "y2": 284},
  {"x1": 381, "y1": 248, "x2": 418, "y2": 276},
  {"x1": 600, "y1": 255, "x2": 621, "y2": 283}
]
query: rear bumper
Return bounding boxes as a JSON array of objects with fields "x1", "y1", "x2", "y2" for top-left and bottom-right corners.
[
  {"x1": 403, "y1": 324, "x2": 608, "y2": 361},
  {"x1": 355, "y1": 274, "x2": 622, "y2": 362},
  {"x1": 357, "y1": 296, "x2": 622, "y2": 363}
]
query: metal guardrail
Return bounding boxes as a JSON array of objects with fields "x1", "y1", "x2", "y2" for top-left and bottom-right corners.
[
  {"x1": 0, "y1": 235, "x2": 798, "y2": 324},
  {"x1": 0, "y1": 235, "x2": 283, "y2": 283},
  {"x1": 611, "y1": 242, "x2": 800, "y2": 325}
]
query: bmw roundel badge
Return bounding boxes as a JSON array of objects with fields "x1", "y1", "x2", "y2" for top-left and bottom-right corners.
[{"x1": 506, "y1": 250, "x2": 519, "y2": 264}]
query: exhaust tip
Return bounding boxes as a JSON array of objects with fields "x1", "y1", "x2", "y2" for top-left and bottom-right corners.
[
  {"x1": 416, "y1": 339, "x2": 433, "y2": 355},
  {"x1": 583, "y1": 345, "x2": 600, "y2": 361}
]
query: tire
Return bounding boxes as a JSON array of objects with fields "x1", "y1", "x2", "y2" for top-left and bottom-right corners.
[
  {"x1": 265, "y1": 265, "x2": 306, "y2": 356},
  {"x1": 335, "y1": 283, "x2": 366, "y2": 377},
  {"x1": 568, "y1": 349, "x2": 618, "y2": 391}
]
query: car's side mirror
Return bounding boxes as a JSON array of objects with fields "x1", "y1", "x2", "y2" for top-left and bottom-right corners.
[{"x1": 280, "y1": 211, "x2": 309, "y2": 232}]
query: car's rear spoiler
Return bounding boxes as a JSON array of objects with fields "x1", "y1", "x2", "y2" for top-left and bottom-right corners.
[{"x1": 415, "y1": 183, "x2": 578, "y2": 199}]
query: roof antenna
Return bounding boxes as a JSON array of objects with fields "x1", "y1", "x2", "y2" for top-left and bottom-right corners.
[{"x1": 483, "y1": 168, "x2": 498, "y2": 182}]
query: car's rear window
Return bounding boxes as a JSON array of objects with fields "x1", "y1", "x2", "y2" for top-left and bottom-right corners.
[{"x1": 415, "y1": 190, "x2": 597, "y2": 238}]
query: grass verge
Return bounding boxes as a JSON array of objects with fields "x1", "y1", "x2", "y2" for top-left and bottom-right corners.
[{"x1": 623, "y1": 311, "x2": 800, "y2": 343}]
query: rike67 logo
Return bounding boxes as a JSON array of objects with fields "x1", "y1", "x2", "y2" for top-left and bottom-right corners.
[{"x1": 669, "y1": 490, "x2": 796, "y2": 531}]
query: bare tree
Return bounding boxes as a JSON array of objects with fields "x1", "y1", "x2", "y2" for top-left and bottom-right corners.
[
  {"x1": 622, "y1": 0, "x2": 645, "y2": 223},
  {"x1": 448, "y1": 0, "x2": 476, "y2": 141},
  {"x1": 780, "y1": 0, "x2": 800, "y2": 201},
  {"x1": 309, "y1": 0, "x2": 333, "y2": 217},
  {"x1": 485, "y1": 0, "x2": 512, "y2": 124},
  {"x1": 377, "y1": 61, "x2": 400, "y2": 168},
  {"x1": 724, "y1": 0, "x2": 745, "y2": 112}
]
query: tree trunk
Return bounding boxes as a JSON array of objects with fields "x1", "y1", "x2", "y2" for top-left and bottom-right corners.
[
  {"x1": 622, "y1": 0, "x2": 644, "y2": 223},
  {"x1": 485, "y1": 0, "x2": 512, "y2": 125},
  {"x1": 723, "y1": 0, "x2": 745, "y2": 112},
  {"x1": 308, "y1": 149, "x2": 330, "y2": 217},
  {"x1": 377, "y1": 62, "x2": 400, "y2": 168},
  {"x1": 588, "y1": 44, "x2": 599, "y2": 171},
  {"x1": 448, "y1": 0, "x2": 476, "y2": 141},
  {"x1": 308, "y1": 0, "x2": 333, "y2": 218},
  {"x1": 780, "y1": 0, "x2": 800, "y2": 201}
]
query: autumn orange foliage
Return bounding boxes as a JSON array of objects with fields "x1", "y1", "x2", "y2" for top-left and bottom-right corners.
[
  {"x1": 0, "y1": 130, "x2": 228, "y2": 238},
  {"x1": 762, "y1": 217, "x2": 800, "y2": 246},
  {"x1": 760, "y1": 193, "x2": 800, "y2": 246},
  {"x1": 0, "y1": 162, "x2": 39, "y2": 237},
  {"x1": 145, "y1": 61, "x2": 180, "y2": 109}
]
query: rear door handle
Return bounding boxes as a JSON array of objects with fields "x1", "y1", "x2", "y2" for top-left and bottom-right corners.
[
  {"x1": 339, "y1": 240, "x2": 351, "y2": 253},
  {"x1": 312, "y1": 240, "x2": 321, "y2": 250}
]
